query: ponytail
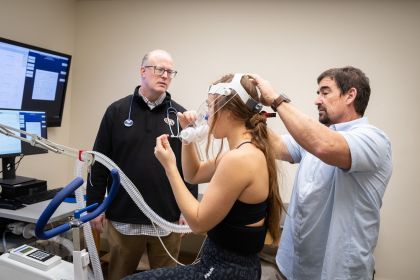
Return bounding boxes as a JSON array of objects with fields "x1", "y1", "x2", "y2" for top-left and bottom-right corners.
[{"x1": 247, "y1": 113, "x2": 283, "y2": 244}]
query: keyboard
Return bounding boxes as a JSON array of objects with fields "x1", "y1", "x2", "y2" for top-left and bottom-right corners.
[{"x1": 15, "y1": 188, "x2": 64, "y2": 205}]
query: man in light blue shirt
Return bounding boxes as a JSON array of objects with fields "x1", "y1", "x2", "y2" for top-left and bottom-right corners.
[{"x1": 250, "y1": 67, "x2": 392, "y2": 280}]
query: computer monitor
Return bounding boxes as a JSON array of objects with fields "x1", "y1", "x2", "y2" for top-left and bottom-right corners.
[
  {"x1": 0, "y1": 37, "x2": 71, "y2": 127},
  {"x1": 0, "y1": 109, "x2": 47, "y2": 185}
]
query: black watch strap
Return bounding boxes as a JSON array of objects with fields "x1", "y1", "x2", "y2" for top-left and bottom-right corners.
[{"x1": 271, "y1": 94, "x2": 290, "y2": 112}]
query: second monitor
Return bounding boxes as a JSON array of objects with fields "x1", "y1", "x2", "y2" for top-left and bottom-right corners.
[{"x1": 0, "y1": 109, "x2": 47, "y2": 186}]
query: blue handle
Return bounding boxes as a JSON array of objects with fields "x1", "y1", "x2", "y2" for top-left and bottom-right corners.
[
  {"x1": 79, "y1": 169, "x2": 120, "y2": 224},
  {"x1": 35, "y1": 169, "x2": 120, "y2": 240},
  {"x1": 74, "y1": 203, "x2": 99, "y2": 219}
]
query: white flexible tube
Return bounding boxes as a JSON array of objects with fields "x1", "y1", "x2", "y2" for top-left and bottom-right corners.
[
  {"x1": 87, "y1": 151, "x2": 192, "y2": 234},
  {"x1": 71, "y1": 150, "x2": 194, "y2": 278},
  {"x1": 75, "y1": 161, "x2": 104, "y2": 280},
  {"x1": 50, "y1": 236, "x2": 74, "y2": 255}
]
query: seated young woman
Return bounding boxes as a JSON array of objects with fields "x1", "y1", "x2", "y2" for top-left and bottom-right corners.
[{"x1": 124, "y1": 73, "x2": 283, "y2": 280}]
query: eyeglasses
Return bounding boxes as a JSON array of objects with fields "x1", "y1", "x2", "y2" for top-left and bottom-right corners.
[{"x1": 144, "y1": 65, "x2": 178, "y2": 78}]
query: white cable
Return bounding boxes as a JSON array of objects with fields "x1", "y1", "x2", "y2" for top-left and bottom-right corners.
[
  {"x1": 2, "y1": 230, "x2": 8, "y2": 253},
  {"x1": 151, "y1": 221, "x2": 205, "y2": 266}
]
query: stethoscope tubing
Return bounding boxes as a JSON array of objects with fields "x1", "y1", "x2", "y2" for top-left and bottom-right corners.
[{"x1": 124, "y1": 87, "x2": 180, "y2": 137}]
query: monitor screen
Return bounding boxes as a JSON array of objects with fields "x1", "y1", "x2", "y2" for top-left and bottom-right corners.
[
  {"x1": 0, "y1": 37, "x2": 71, "y2": 127},
  {"x1": 0, "y1": 109, "x2": 47, "y2": 184}
]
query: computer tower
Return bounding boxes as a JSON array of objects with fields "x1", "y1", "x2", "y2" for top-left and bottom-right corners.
[{"x1": 0, "y1": 180, "x2": 47, "y2": 199}]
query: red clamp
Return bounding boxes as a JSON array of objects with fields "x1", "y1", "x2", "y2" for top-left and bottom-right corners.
[
  {"x1": 78, "y1": 150, "x2": 84, "y2": 162},
  {"x1": 261, "y1": 111, "x2": 277, "y2": 119}
]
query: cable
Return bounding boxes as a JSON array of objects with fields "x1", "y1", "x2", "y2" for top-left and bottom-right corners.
[
  {"x1": 2, "y1": 230, "x2": 9, "y2": 253},
  {"x1": 151, "y1": 221, "x2": 205, "y2": 266},
  {"x1": 14, "y1": 155, "x2": 25, "y2": 171},
  {"x1": 0, "y1": 155, "x2": 25, "y2": 175}
]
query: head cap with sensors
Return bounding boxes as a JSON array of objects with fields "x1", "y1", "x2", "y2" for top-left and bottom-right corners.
[
  {"x1": 207, "y1": 73, "x2": 263, "y2": 113},
  {"x1": 179, "y1": 74, "x2": 262, "y2": 144}
]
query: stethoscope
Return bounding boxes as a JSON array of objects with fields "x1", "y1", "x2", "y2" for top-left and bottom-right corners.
[
  {"x1": 124, "y1": 92, "x2": 135, "y2": 127},
  {"x1": 124, "y1": 87, "x2": 181, "y2": 137}
]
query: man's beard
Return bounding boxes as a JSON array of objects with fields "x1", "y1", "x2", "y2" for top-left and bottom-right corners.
[{"x1": 318, "y1": 109, "x2": 331, "y2": 126}]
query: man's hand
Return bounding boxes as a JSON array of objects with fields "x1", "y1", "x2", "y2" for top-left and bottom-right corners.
[
  {"x1": 179, "y1": 214, "x2": 189, "y2": 238},
  {"x1": 90, "y1": 214, "x2": 106, "y2": 233},
  {"x1": 177, "y1": 111, "x2": 198, "y2": 129},
  {"x1": 247, "y1": 74, "x2": 279, "y2": 106}
]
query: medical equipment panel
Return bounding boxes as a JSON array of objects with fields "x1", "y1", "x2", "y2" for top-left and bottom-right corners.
[{"x1": 8, "y1": 244, "x2": 62, "y2": 271}]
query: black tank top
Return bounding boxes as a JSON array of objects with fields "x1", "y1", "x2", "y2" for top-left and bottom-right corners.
[
  {"x1": 208, "y1": 141, "x2": 268, "y2": 255},
  {"x1": 207, "y1": 199, "x2": 268, "y2": 255}
]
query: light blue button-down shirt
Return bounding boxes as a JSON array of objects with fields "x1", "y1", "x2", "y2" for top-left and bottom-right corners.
[{"x1": 276, "y1": 117, "x2": 392, "y2": 280}]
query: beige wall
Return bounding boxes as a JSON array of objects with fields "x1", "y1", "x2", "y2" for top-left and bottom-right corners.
[{"x1": 1, "y1": 0, "x2": 420, "y2": 279}]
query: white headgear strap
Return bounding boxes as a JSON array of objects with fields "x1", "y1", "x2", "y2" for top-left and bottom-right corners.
[{"x1": 207, "y1": 73, "x2": 262, "y2": 112}]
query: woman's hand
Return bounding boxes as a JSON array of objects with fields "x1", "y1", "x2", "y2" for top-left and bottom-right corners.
[
  {"x1": 177, "y1": 111, "x2": 198, "y2": 129},
  {"x1": 154, "y1": 134, "x2": 177, "y2": 170}
]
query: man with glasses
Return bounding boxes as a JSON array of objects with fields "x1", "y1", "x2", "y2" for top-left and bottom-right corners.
[{"x1": 87, "y1": 49, "x2": 197, "y2": 280}]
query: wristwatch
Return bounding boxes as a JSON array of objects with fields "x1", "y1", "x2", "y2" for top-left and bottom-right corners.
[{"x1": 271, "y1": 93, "x2": 291, "y2": 112}]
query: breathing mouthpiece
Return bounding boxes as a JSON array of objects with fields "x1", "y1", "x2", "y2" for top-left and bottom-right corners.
[{"x1": 179, "y1": 125, "x2": 209, "y2": 144}]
